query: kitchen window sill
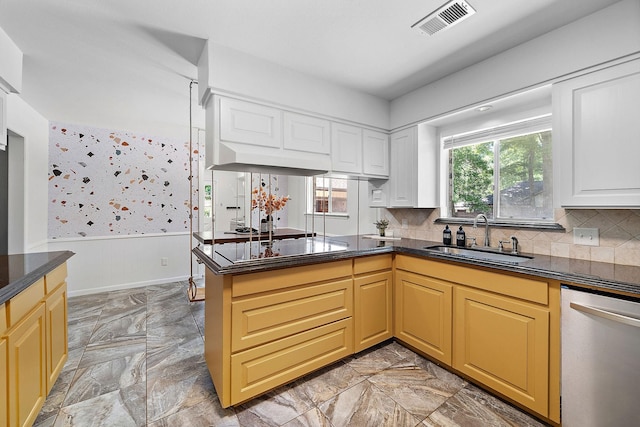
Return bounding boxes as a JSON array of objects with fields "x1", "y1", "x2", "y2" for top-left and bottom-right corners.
[
  {"x1": 305, "y1": 213, "x2": 350, "y2": 219},
  {"x1": 434, "y1": 217, "x2": 565, "y2": 231}
]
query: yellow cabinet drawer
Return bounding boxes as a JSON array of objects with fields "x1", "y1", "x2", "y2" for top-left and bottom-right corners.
[
  {"x1": 7, "y1": 279, "x2": 45, "y2": 327},
  {"x1": 232, "y1": 259, "x2": 352, "y2": 297},
  {"x1": 231, "y1": 318, "x2": 353, "y2": 405},
  {"x1": 44, "y1": 264, "x2": 67, "y2": 294},
  {"x1": 354, "y1": 254, "x2": 392, "y2": 275},
  {"x1": 232, "y1": 278, "x2": 352, "y2": 352}
]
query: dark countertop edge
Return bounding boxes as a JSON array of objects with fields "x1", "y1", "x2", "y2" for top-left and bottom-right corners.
[
  {"x1": 393, "y1": 247, "x2": 640, "y2": 298},
  {"x1": 192, "y1": 239, "x2": 640, "y2": 298},
  {"x1": 0, "y1": 251, "x2": 75, "y2": 305},
  {"x1": 193, "y1": 245, "x2": 394, "y2": 276}
]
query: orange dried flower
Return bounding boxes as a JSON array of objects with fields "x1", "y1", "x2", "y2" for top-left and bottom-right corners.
[{"x1": 251, "y1": 186, "x2": 289, "y2": 215}]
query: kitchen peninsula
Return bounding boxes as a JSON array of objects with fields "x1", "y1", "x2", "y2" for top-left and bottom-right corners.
[
  {"x1": 193, "y1": 236, "x2": 640, "y2": 425},
  {"x1": 1, "y1": 251, "x2": 73, "y2": 427}
]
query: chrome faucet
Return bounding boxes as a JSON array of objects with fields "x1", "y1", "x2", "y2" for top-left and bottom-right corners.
[
  {"x1": 473, "y1": 214, "x2": 490, "y2": 247},
  {"x1": 510, "y1": 236, "x2": 519, "y2": 254}
]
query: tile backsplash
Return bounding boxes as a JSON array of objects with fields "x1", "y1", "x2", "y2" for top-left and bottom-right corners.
[{"x1": 382, "y1": 208, "x2": 640, "y2": 267}]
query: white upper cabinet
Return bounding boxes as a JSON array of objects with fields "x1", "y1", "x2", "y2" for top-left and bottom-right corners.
[
  {"x1": 381, "y1": 124, "x2": 438, "y2": 208},
  {"x1": 331, "y1": 123, "x2": 362, "y2": 175},
  {"x1": 331, "y1": 124, "x2": 389, "y2": 178},
  {"x1": 388, "y1": 127, "x2": 417, "y2": 207},
  {"x1": 553, "y1": 59, "x2": 640, "y2": 207},
  {"x1": 363, "y1": 130, "x2": 389, "y2": 177},
  {"x1": 220, "y1": 97, "x2": 281, "y2": 148},
  {"x1": 211, "y1": 95, "x2": 388, "y2": 178},
  {"x1": 283, "y1": 112, "x2": 330, "y2": 154}
]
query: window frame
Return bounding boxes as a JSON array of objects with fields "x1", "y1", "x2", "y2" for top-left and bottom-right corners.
[
  {"x1": 306, "y1": 176, "x2": 349, "y2": 216},
  {"x1": 442, "y1": 114, "x2": 555, "y2": 225}
]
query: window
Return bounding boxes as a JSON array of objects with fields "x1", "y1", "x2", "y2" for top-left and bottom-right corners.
[
  {"x1": 443, "y1": 115, "x2": 553, "y2": 221},
  {"x1": 307, "y1": 177, "x2": 348, "y2": 214}
]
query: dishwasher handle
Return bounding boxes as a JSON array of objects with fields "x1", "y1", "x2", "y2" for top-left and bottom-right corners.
[{"x1": 570, "y1": 302, "x2": 640, "y2": 328}]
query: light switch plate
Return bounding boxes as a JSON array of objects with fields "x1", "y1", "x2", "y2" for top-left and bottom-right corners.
[{"x1": 573, "y1": 227, "x2": 599, "y2": 246}]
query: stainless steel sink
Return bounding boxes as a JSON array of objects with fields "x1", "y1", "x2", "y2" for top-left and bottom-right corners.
[{"x1": 423, "y1": 245, "x2": 533, "y2": 264}]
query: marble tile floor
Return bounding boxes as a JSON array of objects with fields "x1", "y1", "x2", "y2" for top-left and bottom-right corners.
[{"x1": 33, "y1": 281, "x2": 549, "y2": 427}]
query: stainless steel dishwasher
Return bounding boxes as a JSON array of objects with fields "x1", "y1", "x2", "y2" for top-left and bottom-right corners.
[{"x1": 561, "y1": 286, "x2": 640, "y2": 427}]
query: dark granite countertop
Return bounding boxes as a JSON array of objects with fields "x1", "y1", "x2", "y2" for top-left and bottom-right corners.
[
  {"x1": 0, "y1": 251, "x2": 75, "y2": 305},
  {"x1": 193, "y1": 235, "x2": 640, "y2": 298}
]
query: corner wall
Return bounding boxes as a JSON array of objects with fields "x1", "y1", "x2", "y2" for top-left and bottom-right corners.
[
  {"x1": 6, "y1": 94, "x2": 48, "y2": 252},
  {"x1": 390, "y1": 0, "x2": 640, "y2": 129},
  {"x1": 200, "y1": 42, "x2": 390, "y2": 130}
]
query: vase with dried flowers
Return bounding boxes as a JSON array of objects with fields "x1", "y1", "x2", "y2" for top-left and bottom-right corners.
[
  {"x1": 374, "y1": 218, "x2": 389, "y2": 237},
  {"x1": 251, "y1": 181, "x2": 290, "y2": 234}
]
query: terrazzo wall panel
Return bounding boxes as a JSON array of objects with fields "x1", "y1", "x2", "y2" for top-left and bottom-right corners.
[{"x1": 49, "y1": 123, "x2": 198, "y2": 239}]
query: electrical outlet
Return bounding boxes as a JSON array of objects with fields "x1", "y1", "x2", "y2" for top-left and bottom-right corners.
[
  {"x1": 161, "y1": 257, "x2": 168, "y2": 266},
  {"x1": 402, "y1": 219, "x2": 408, "y2": 229},
  {"x1": 573, "y1": 228, "x2": 599, "y2": 246}
]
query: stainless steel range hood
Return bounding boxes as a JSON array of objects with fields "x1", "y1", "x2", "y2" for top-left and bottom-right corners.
[{"x1": 208, "y1": 142, "x2": 330, "y2": 176}]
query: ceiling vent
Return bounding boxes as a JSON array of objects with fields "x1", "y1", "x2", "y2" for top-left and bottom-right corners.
[{"x1": 412, "y1": 0, "x2": 476, "y2": 36}]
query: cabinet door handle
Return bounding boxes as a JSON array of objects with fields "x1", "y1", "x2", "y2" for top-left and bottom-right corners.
[{"x1": 570, "y1": 302, "x2": 640, "y2": 328}]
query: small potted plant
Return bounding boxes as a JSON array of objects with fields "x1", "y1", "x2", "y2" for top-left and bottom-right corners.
[{"x1": 374, "y1": 218, "x2": 389, "y2": 237}]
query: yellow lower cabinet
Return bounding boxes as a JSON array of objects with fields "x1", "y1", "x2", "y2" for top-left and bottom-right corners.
[
  {"x1": 395, "y1": 270, "x2": 452, "y2": 364},
  {"x1": 1, "y1": 337, "x2": 7, "y2": 427},
  {"x1": 1, "y1": 303, "x2": 7, "y2": 427},
  {"x1": 45, "y1": 283, "x2": 68, "y2": 393},
  {"x1": 453, "y1": 286, "x2": 549, "y2": 416},
  {"x1": 231, "y1": 318, "x2": 353, "y2": 404},
  {"x1": 353, "y1": 254, "x2": 394, "y2": 353},
  {"x1": 7, "y1": 303, "x2": 47, "y2": 427},
  {"x1": 354, "y1": 270, "x2": 393, "y2": 352}
]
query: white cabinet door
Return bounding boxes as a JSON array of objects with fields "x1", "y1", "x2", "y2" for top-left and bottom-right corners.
[
  {"x1": 368, "y1": 180, "x2": 388, "y2": 207},
  {"x1": 363, "y1": 130, "x2": 389, "y2": 177},
  {"x1": 283, "y1": 112, "x2": 330, "y2": 154},
  {"x1": 331, "y1": 123, "x2": 362, "y2": 174},
  {"x1": 554, "y1": 59, "x2": 640, "y2": 207},
  {"x1": 388, "y1": 127, "x2": 417, "y2": 207},
  {"x1": 220, "y1": 97, "x2": 281, "y2": 148}
]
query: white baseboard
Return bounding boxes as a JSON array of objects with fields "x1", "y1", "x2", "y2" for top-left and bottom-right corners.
[{"x1": 66, "y1": 274, "x2": 202, "y2": 297}]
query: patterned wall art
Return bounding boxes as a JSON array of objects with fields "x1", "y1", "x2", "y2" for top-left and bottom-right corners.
[{"x1": 49, "y1": 123, "x2": 199, "y2": 238}]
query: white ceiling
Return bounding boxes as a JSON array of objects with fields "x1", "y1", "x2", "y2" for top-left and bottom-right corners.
[{"x1": 0, "y1": 0, "x2": 622, "y2": 136}]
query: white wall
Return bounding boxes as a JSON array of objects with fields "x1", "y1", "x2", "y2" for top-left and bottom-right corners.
[
  {"x1": 390, "y1": 0, "x2": 640, "y2": 129},
  {"x1": 47, "y1": 233, "x2": 193, "y2": 296},
  {"x1": 199, "y1": 42, "x2": 390, "y2": 130},
  {"x1": 6, "y1": 94, "x2": 49, "y2": 252}
]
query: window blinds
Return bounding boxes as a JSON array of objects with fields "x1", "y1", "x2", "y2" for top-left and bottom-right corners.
[{"x1": 442, "y1": 114, "x2": 551, "y2": 150}]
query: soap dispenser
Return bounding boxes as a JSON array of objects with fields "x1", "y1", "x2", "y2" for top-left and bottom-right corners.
[
  {"x1": 443, "y1": 225, "x2": 452, "y2": 245},
  {"x1": 456, "y1": 226, "x2": 466, "y2": 247}
]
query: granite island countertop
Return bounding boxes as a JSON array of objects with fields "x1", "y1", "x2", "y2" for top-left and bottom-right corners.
[
  {"x1": 0, "y1": 251, "x2": 75, "y2": 305},
  {"x1": 193, "y1": 235, "x2": 640, "y2": 298}
]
